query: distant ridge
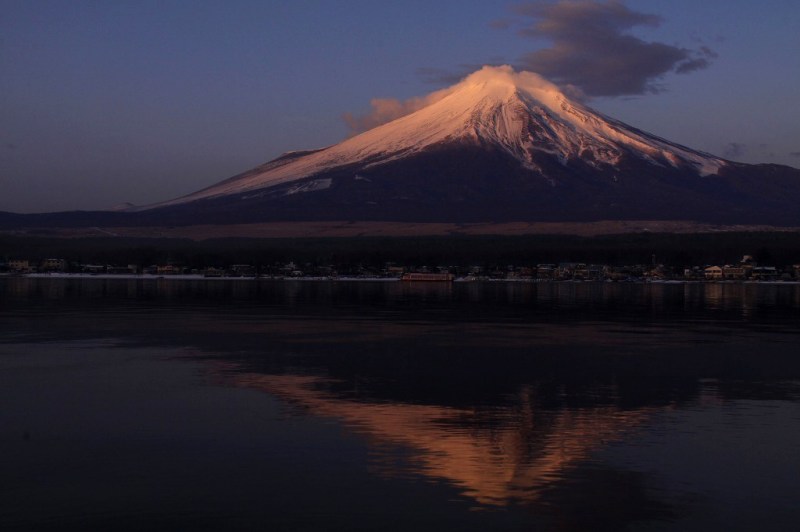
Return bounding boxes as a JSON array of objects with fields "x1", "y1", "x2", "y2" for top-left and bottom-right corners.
[{"x1": 3, "y1": 66, "x2": 800, "y2": 228}]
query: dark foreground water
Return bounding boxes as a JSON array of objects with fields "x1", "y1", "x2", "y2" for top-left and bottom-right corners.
[{"x1": 1, "y1": 278, "x2": 799, "y2": 531}]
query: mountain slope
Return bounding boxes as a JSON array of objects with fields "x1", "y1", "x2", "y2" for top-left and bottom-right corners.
[
  {"x1": 153, "y1": 66, "x2": 726, "y2": 209},
  {"x1": 3, "y1": 66, "x2": 800, "y2": 228}
]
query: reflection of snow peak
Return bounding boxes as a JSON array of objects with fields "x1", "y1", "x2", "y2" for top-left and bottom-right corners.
[
  {"x1": 231, "y1": 372, "x2": 652, "y2": 507},
  {"x1": 157, "y1": 65, "x2": 725, "y2": 207}
]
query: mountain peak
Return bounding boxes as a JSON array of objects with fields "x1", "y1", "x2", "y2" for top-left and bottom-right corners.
[
  {"x1": 155, "y1": 66, "x2": 726, "y2": 207},
  {"x1": 458, "y1": 65, "x2": 565, "y2": 102}
]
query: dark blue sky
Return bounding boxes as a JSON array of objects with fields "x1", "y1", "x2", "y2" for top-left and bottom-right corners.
[{"x1": 2, "y1": 0, "x2": 799, "y2": 213}]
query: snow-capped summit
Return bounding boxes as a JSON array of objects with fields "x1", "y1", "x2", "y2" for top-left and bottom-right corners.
[
  {"x1": 157, "y1": 66, "x2": 724, "y2": 207},
  {"x1": 123, "y1": 65, "x2": 799, "y2": 226},
  {"x1": 3, "y1": 66, "x2": 799, "y2": 228}
]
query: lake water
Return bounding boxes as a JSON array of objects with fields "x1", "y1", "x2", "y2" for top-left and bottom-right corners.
[{"x1": 2, "y1": 278, "x2": 799, "y2": 531}]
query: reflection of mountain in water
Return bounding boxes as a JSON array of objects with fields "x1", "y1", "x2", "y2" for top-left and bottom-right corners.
[
  {"x1": 223, "y1": 369, "x2": 655, "y2": 506},
  {"x1": 3, "y1": 278, "x2": 800, "y2": 528}
]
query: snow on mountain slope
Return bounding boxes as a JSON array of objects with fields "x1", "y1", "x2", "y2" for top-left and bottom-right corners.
[{"x1": 154, "y1": 66, "x2": 726, "y2": 207}]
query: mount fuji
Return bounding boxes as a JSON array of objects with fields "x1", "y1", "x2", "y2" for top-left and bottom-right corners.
[{"x1": 4, "y1": 66, "x2": 800, "y2": 228}]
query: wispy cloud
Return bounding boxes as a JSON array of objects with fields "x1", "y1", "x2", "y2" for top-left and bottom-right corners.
[
  {"x1": 511, "y1": 1, "x2": 716, "y2": 97},
  {"x1": 345, "y1": 62, "x2": 505, "y2": 134},
  {"x1": 342, "y1": 85, "x2": 458, "y2": 134},
  {"x1": 345, "y1": 1, "x2": 717, "y2": 133}
]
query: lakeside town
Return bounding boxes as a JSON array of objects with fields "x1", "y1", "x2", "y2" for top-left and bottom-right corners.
[{"x1": 3, "y1": 254, "x2": 800, "y2": 282}]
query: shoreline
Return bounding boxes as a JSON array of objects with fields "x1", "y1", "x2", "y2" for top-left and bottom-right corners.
[{"x1": 2, "y1": 273, "x2": 799, "y2": 285}]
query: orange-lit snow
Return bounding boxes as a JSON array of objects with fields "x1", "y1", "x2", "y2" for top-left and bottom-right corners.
[{"x1": 154, "y1": 66, "x2": 726, "y2": 207}]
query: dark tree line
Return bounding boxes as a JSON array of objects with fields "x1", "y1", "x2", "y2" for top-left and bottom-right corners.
[{"x1": 2, "y1": 232, "x2": 800, "y2": 270}]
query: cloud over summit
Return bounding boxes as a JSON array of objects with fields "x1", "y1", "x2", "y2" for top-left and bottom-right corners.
[
  {"x1": 512, "y1": 0, "x2": 716, "y2": 97},
  {"x1": 345, "y1": 1, "x2": 717, "y2": 133}
]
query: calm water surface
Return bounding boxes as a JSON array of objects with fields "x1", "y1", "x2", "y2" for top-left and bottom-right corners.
[{"x1": 1, "y1": 278, "x2": 799, "y2": 531}]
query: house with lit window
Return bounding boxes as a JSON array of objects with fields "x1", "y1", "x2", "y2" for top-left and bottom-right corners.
[
  {"x1": 40, "y1": 258, "x2": 66, "y2": 272},
  {"x1": 9, "y1": 259, "x2": 30, "y2": 273},
  {"x1": 704, "y1": 266, "x2": 723, "y2": 280}
]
